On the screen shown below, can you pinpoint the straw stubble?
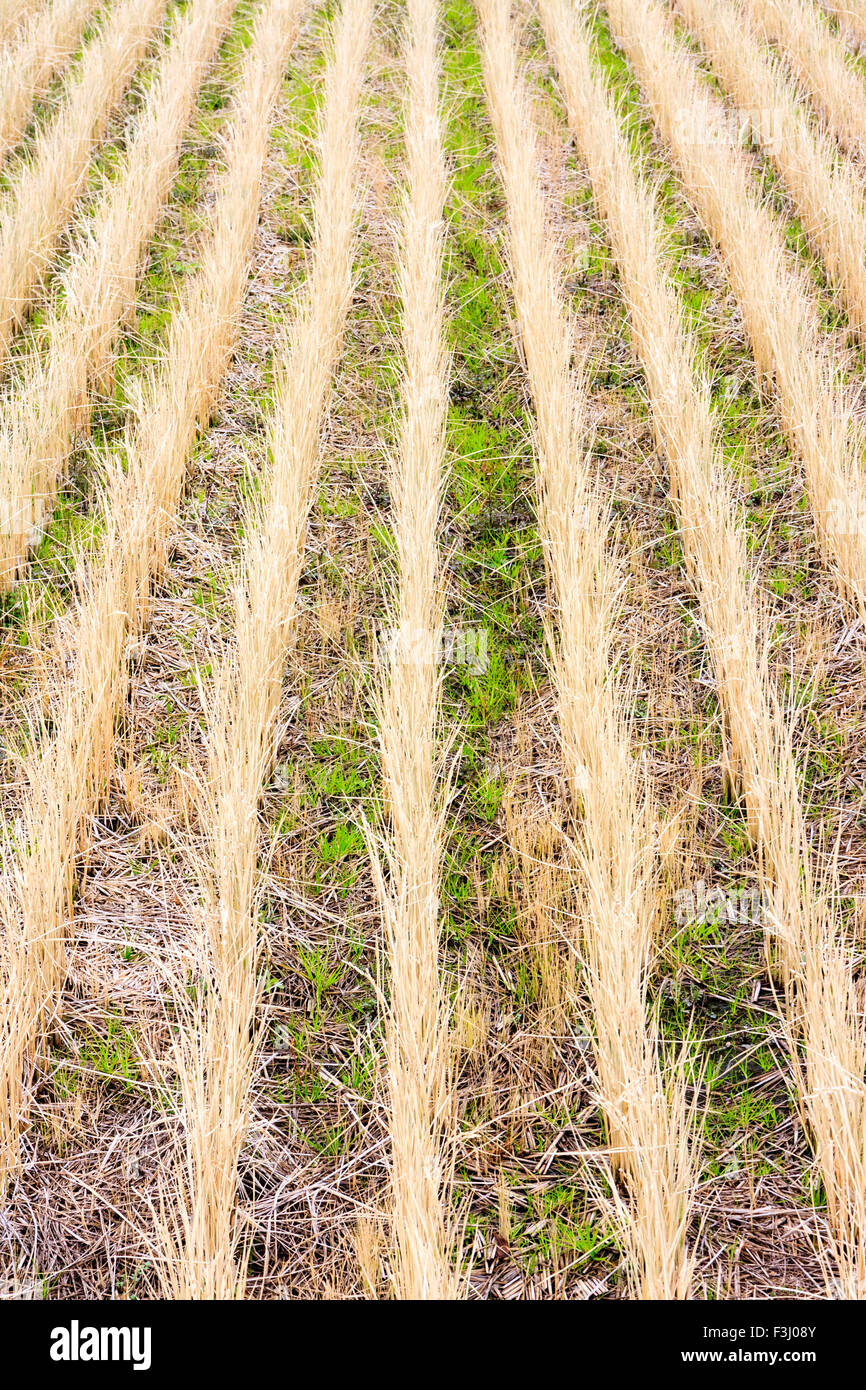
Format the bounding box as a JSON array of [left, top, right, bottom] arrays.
[[0, 0, 305, 1194], [478, 0, 699, 1300], [163, 0, 371, 1300]]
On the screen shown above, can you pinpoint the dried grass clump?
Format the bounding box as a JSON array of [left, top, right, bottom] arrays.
[[0, 0, 32, 46], [478, 0, 699, 1300], [824, 0, 866, 51], [164, 0, 371, 1300], [502, 789, 572, 1069]]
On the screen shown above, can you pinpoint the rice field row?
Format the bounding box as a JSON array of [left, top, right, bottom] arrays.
[[0, 0, 865, 1307]]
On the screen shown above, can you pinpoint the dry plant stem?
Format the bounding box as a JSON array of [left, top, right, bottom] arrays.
[[824, 0, 866, 49], [477, 0, 697, 1300], [0, 0, 34, 46], [605, 0, 866, 615], [745, 0, 866, 156], [0, 0, 101, 168], [0, 0, 237, 588], [0, 0, 305, 1194], [367, 0, 457, 1302], [0, 0, 169, 365], [796, 901, 866, 1296], [166, 0, 371, 1301], [548, 0, 866, 1299], [676, 0, 866, 337], [502, 793, 570, 1063]]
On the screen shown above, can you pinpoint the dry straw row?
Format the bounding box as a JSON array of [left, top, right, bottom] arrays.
[[0, 0, 238, 588], [0, 0, 305, 1198], [478, 0, 699, 1299], [745, 0, 866, 156], [163, 0, 371, 1300], [0, 0, 101, 168], [367, 0, 458, 1300], [0, 0, 169, 365]]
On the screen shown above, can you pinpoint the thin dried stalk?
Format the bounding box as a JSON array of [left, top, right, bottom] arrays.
[[0, 0, 304, 1194], [0, 0, 32, 46], [0, 0, 237, 587], [0, 0, 169, 364], [478, 0, 698, 1299], [368, 0, 458, 1301], [163, 0, 370, 1300], [824, 0, 866, 50]]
